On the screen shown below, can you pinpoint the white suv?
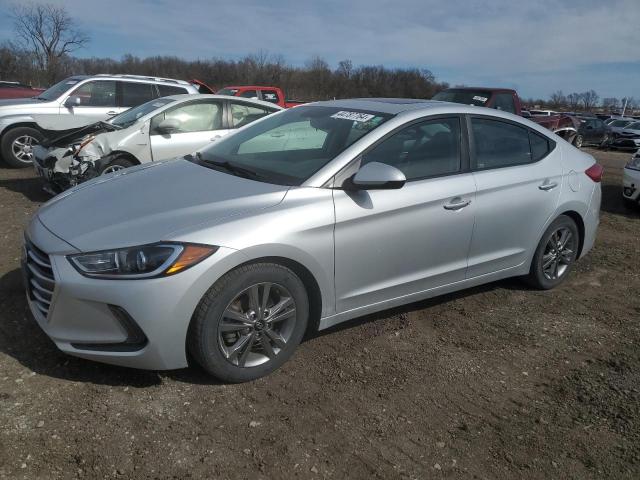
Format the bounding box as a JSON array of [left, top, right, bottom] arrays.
[[0, 74, 204, 167]]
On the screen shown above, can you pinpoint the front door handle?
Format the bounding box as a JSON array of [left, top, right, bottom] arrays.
[[443, 198, 471, 210], [106, 111, 118, 116], [211, 135, 221, 141], [538, 182, 558, 191]]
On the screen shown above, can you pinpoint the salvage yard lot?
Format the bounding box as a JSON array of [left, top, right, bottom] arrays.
[[0, 149, 638, 479]]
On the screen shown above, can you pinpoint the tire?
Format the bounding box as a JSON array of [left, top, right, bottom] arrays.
[[100, 156, 135, 175], [1, 126, 44, 168], [623, 197, 638, 210], [600, 134, 609, 148], [573, 135, 584, 148], [188, 263, 309, 383], [526, 215, 580, 290]]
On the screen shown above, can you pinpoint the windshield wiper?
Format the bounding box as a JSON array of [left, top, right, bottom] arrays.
[[195, 152, 262, 180]]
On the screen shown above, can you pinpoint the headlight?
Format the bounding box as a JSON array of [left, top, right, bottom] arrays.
[[68, 243, 217, 279], [626, 155, 640, 171]]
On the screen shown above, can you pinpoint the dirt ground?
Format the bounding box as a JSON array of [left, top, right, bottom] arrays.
[[0, 148, 638, 480]]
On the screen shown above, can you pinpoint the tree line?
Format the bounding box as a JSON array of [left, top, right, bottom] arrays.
[[524, 90, 638, 114], [0, 43, 448, 102]]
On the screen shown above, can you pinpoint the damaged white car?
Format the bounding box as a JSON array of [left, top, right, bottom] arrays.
[[32, 94, 281, 192]]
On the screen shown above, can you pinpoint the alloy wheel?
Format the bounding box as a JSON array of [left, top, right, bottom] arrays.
[[541, 227, 576, 281], [101, 164, 126, 175], [12, 135, 38, 162], [574, 135, 583, 148], [218, 282, 297, 368]]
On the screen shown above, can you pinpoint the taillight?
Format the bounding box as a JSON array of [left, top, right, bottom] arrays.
[[585, 163, 603, 182]]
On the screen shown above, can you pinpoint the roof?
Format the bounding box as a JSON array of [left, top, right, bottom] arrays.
[[162, 94, 283, 110], [93, 74, 192, 85], [309, 98, 444, 114], [442, 87, 517, 93]]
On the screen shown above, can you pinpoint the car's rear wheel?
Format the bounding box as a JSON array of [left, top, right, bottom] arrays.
[[526, 215, 579, 290], [600, 133, 609, 148], [573, 135, 584, 148], [188, 263, 309, 383], [1, 126, 44, 168], [100, 156, 135, 175]]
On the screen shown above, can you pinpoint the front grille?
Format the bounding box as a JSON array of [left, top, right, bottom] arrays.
[[24, 238, 56, 319]]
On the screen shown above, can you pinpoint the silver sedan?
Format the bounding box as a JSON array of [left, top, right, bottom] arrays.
[[23, 99, 602, 382]]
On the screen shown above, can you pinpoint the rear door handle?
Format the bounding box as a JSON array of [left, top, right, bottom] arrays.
[[106, 111, 118, 116], [538, 182, 558, 191], [443, 198, 471, 211]]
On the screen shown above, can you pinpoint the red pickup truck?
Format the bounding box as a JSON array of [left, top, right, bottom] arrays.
[[432, 87, 578, 143], [216, 85, 304, 108], [0, 81, 45, 99]]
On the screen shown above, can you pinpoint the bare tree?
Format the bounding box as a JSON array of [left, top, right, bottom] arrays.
[[601, 97, 620, 112], [549, 90, 566, 109], [580, 90, 599, 110], [12, 2, 89, 83], [566, 92, 581, 110]]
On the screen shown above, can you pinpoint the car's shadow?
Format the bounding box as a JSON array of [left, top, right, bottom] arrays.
[[601, 183, 640, 219], [0, 175, 51, 203], [0, 265, 527, 387]]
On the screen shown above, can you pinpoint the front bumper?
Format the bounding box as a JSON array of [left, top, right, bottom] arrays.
[[611, 137, 640, 150], [23, 217, 243, 370], [623, 167, 640, 203]]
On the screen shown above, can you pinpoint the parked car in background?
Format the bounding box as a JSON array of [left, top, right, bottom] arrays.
[[529, 109, 557, 116], [607, 118, 636, 139], [33, 95, 281, 192], [610, 121, 640, 151], [573, 116, 611, 148], [0, 74, 205, 168], [0, 81, 45, 100], [22, 99, 601, 382], [623, 150, 640, 208], [216, 86, 305, 108], [605, 117, 634, 126], [432, 87, 579, 142]]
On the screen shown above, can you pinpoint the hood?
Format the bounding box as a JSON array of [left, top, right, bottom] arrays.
[[37, 158, 289, 251], [0, 97, 43, 107], [41, 121, 119, 148]]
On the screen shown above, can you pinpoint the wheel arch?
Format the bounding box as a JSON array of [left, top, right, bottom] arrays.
[[0, 121, 44, 141], [558, 209, 586, 258], [105, 150, 141, 165]]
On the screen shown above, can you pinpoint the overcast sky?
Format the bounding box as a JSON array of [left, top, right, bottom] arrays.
[[0, 0, 638, 100]]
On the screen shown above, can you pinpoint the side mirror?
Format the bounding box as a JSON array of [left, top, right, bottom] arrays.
[[157, 118, 181, 134], [64, 96, 81, 108], [349, 162, 406, 190]]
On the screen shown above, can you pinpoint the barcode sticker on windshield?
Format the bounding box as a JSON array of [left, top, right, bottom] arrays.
[[472, 95, 488, 102], [331, 111, 375, 122]]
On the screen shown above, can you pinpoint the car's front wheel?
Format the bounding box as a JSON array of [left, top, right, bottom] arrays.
[[573, 135, 584, 148], [188, 263, 309, 382], [526, 215, 580, 290], [100, 156, 135, 175], [1, 126, 44, 168]]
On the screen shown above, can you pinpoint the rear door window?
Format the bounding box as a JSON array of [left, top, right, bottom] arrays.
[[157, 84, 189, 97], [471, 118, 531, 169], [230, 102, 275, 128], [120, 82, 156, 107]]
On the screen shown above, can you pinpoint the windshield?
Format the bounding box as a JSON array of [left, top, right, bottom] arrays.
[[216, 88, 239, 96], [197, 105, 392, 186], [612, 120, 632, 127], [110, 98, 175, 129], [35, 77, 84, 101], [626, 122, 640, 130], [432, 89, 491, 107]]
